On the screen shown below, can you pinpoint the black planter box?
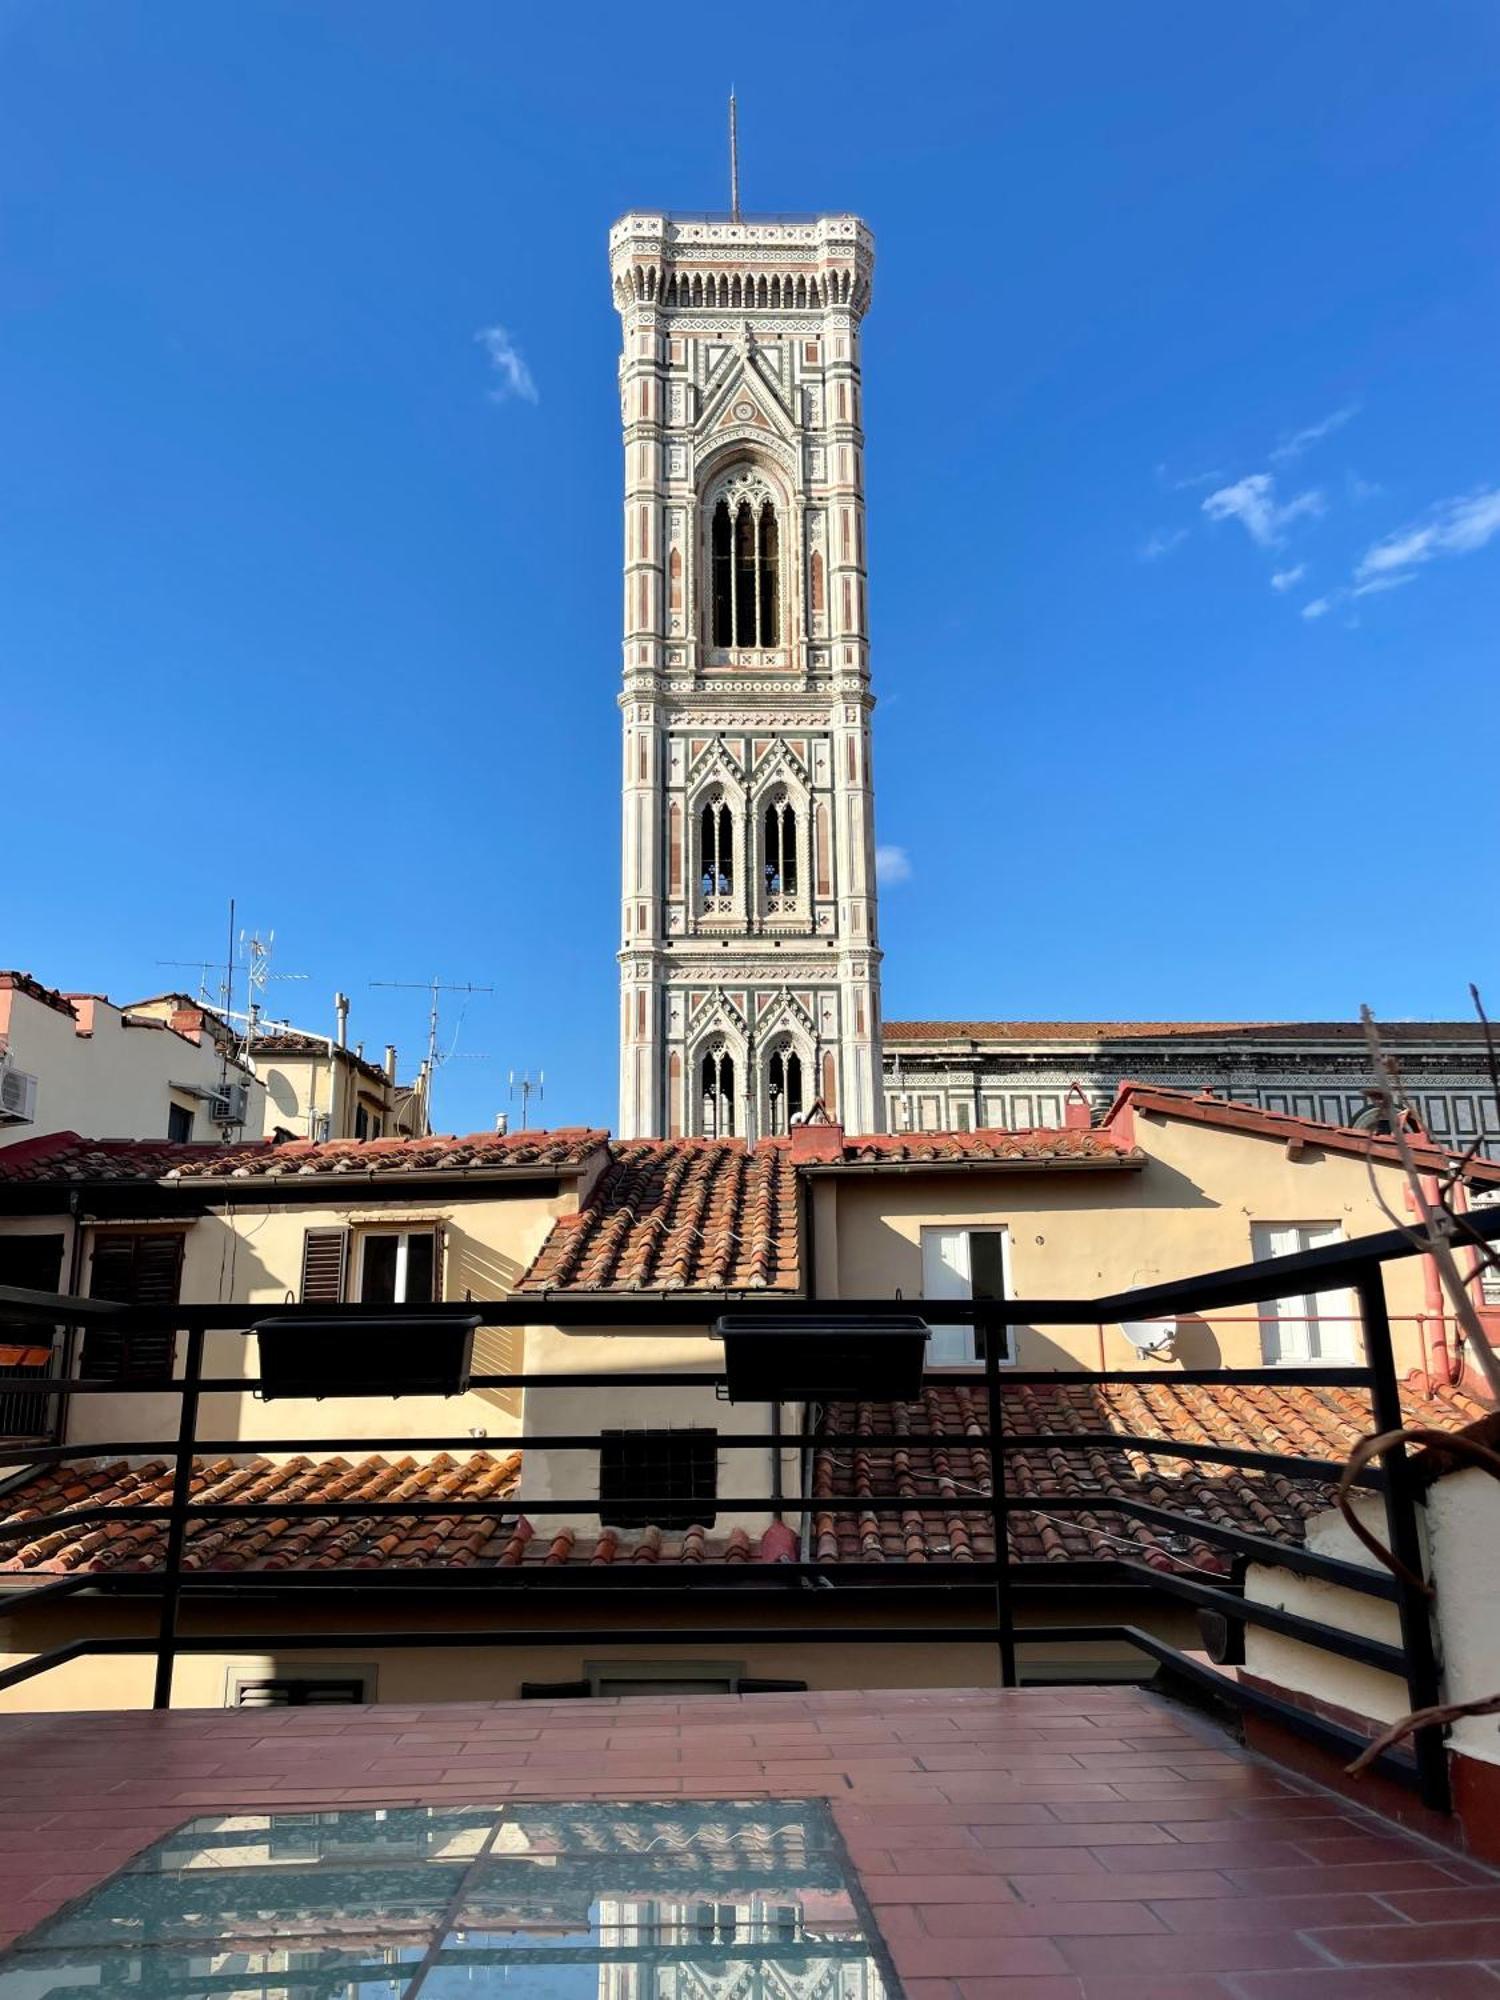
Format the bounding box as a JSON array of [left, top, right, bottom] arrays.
[[712, 1313, 931, 1401], [252, 1313, 480, 1400]]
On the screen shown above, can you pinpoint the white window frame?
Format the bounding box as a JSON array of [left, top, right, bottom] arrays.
[[920, 1225, 1015, 1366], [1250, 1222, 1351, 1363], [356, 1228, 438, 1306]]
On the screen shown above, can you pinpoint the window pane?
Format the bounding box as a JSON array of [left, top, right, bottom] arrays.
[[402, 1233, 436, 1305], [969, 1234, 1005, 1302], [361, 1235, 399, 1305]]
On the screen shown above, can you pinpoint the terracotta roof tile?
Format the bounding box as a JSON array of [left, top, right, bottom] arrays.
[[809, 1378, 1491, 1571], [0, 1128, 608, 1186], [885, 1019, 1492, 1044], [0, 1451, 522, 1575], [171, 1128, 608, 1180], [835, 1129, 1141, 1166], [519, 1139, 801, 1293], [1113, 1084, 1500, 1181]]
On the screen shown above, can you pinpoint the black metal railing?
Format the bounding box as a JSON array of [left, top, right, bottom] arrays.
[[2, 1207, 1497, 1815]]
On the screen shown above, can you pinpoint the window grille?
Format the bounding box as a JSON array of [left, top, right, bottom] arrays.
[[599, 1427, 717, 1530]]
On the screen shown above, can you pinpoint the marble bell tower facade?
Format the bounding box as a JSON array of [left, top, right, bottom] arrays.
[[611, 206, 884, 1141]]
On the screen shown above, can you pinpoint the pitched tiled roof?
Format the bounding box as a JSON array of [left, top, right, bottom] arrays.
[[809, 1379, 1491, 1571], [1114, 1084, 1500, 1182], [0, 1450, 801, 1575], [834, 1129, 1141, 1167], [0, 1128, 607, 1186], [496, 1517, 801, 1567], [169, 1128, 608, 1180], [0, 1452, 521, 1574], [519, 1139, 801, 1293], [885, 1019, 1489, 1045], [0, 1133, 270, 1183]]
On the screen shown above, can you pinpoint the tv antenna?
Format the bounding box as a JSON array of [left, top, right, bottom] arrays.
[[509, 1068, 544, 1129], [370, 975, 494, 1131]]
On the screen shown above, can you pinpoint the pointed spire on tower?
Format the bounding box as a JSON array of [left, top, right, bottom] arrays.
[[729, 89, 741, 222]]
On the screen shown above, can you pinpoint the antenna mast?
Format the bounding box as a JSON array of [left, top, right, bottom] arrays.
[[729, 89, 741, 221], [369, 975, 494, 1133]]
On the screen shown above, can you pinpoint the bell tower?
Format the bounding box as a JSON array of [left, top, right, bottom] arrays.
[[611, 203, 883, 1140]]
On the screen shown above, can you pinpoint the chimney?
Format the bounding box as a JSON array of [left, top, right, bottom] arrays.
[[495, 1111, 510, 1136], [1063, 1084, 1092, 1131], [334, 992, 349, 1048], [355, 1041, 364, 1061], [789, 1119, 844, 1164], [384, 1043, 398, 1083]]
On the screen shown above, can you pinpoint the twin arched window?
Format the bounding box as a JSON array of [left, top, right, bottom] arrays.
[[711, 494, 780, 647]]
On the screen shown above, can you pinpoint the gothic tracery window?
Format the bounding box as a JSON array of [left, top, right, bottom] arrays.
[[766, 1045, 804, 1136], [710, 475, 781, 649], [762, 791, 799, 909], [701, 1042, 736, 1137], [699, 793, 734, 913]]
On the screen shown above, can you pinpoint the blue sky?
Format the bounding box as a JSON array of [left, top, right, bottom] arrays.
[[3, 2, 1498, 1134]]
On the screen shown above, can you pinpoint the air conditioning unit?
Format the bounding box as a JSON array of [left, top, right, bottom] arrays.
[[209, 1081, 250, 1126], [0, 1067, 38, 1125]]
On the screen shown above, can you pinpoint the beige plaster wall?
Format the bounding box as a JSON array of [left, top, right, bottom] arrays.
[[0, 989, 263, 1145], [519, 1324, 801, 1536], [818, 1111, 1438, 1374], [1243, 1496, 1412, 1727], [58, 1192, 572, 1450]]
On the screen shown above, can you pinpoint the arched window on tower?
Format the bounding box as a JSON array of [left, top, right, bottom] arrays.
[[766, 1045, 804, 1137], [699, 793, 734, 913], [710, 485, 781, 650], [701, 1042, 736, 1137], [762, 791, 799, 910]]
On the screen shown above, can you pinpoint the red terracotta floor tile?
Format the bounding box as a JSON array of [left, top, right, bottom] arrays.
[[1233, 1971, 1500, 1998]]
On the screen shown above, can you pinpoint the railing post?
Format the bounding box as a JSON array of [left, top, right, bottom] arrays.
[[1357, 1264, 1451, 1812], [152, 1324, 203, 1712], [981, 1316, 1017, 1688]]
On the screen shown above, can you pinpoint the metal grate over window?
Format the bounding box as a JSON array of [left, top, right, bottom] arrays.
[[598, 1427, 718, 1530]]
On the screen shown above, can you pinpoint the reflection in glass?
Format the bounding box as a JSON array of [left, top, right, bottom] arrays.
[[0, 1798, 893, 2000]]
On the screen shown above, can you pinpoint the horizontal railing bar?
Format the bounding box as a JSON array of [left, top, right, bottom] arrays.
[[1010, 1495, 1396, 1596], [0, 1364, 1379, 1403], [1112, 1560, 1408, 1673], [0, 1626, 1016, 1693], [0, 1572, 96, 1619], [0, 1432, 1383, 1484], [1112, 1622, 1425, 1791], [0, 1486, 1381, 1540]]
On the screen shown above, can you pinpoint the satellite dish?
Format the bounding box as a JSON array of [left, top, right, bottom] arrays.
[[1120, 1319, 1175, 1355]]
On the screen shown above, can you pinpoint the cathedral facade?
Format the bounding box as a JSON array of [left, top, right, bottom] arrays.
[[611, 210, 883, 1141]]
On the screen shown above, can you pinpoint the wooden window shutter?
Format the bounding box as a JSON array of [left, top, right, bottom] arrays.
[[299, 1229, 349, 1304], [84, 1232, 183, 1384]]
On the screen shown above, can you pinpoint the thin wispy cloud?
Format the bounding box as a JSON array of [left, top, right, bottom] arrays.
[[1139, 527, 1189, 561], [1345, 472, 1383, 504], [476, 324, 538, 404], [1355, 486, 1500, 585], [1270, 564, 1307, 592], [1202, 473, 1324, 548], [1301, 597, 1332, 621], [875, 845, 912, 886], [1268, 403, 1358, 466]]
